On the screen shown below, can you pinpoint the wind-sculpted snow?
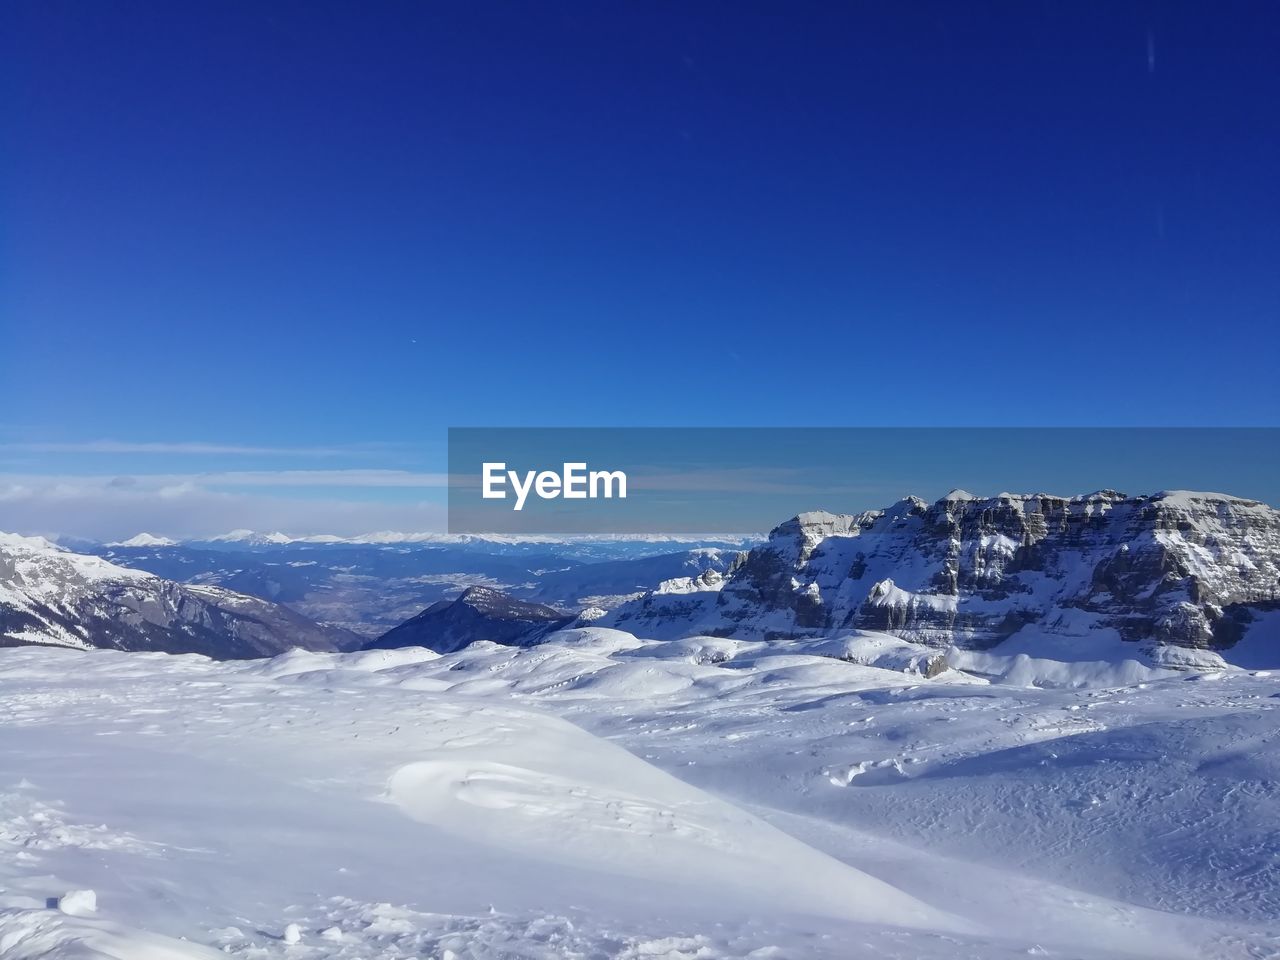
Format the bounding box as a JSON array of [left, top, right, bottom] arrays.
[[0, 532, 355, 657], [603, 491, 1280, 662], [1, 630, 1278, 958]]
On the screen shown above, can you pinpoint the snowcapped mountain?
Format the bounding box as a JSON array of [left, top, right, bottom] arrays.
[[526, 547, 740, 607], [603, 491, 1280, 662], [182, 529, 757, 551], [0, 532, 357, 657], [106, 532, 177, 547], [366, 585, 575, 653], [203, 528, 293, 547]]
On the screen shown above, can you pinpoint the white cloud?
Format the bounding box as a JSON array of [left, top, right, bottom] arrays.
[[202, 469, 451, 488], [0, 474, 448, 541]]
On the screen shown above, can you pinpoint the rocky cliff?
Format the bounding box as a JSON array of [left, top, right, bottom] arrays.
[[603, 491, 1280, 659]]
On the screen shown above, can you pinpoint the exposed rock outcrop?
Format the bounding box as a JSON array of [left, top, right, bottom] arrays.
[[604, 491, 1280, 657]]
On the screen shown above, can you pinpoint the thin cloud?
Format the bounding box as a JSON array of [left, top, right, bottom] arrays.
[[0, 469, 450, 491], [0, 440, 398, 456], [0, 476, 448, 540], [204, 469, 450, 487]]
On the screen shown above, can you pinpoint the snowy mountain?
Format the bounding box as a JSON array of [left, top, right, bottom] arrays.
[[105, 532, 177, 548], [603, 491, 1280, 662], [366, 586, 575, 653], [0, 532, 356, 657], [526, 547, 741, 607], [202, 528, 293, 547]]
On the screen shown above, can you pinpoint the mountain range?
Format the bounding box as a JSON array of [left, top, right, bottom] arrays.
[[79, 537, 743, 637], [3, 491, 1277, 667]]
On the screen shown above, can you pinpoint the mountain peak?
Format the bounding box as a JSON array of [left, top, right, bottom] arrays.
[[208, 529, 292, 545], [367, 586, 574, 654], [455, 585, 569, 621], [108, 532, 177, 548]]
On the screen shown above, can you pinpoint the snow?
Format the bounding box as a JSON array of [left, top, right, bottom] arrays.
[[209, 528, 258, 541], [56, 890, 97, 916], [0, 534, 153, 582], [1154, 490, 1267, 509], [105, 533, 176, 548], [208, 529, 292, 545], [0, 627, 1277, 959], [866, 578, 959, 613], [0, 532, 155, 626], [0, 532, 64, 555], [653, 571, 724, 594]]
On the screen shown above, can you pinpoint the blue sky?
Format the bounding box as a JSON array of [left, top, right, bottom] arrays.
[[3, 3, 1278, 537]]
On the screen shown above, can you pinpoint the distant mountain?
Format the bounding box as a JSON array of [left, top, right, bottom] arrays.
[[90, 541, 589, 637], [366, 586, 575, 654], [603, 491, 1280, 664], [84, 539, 755, 637], [528, 547, 743, 607], [180, 529, 757, 551], [0, 532, 357, 658], [107, 532, 177, 547], [200, 529, 294, 547]]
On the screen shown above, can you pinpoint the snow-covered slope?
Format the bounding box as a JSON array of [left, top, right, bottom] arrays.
[[0, 532, 355, 657], [1, 630, 1276, 958], [604, 491, 1280, 663]]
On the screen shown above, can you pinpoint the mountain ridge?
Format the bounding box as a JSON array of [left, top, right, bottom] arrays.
[[366, 585, 576, 653], [602, 490, 1280, 660], [0, 532, 357, 657]]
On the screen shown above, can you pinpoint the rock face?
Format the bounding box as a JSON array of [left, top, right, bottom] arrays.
[[366, 586, 575, 654], [603, 491, 1280, 657], [0, 532, 355, 658]]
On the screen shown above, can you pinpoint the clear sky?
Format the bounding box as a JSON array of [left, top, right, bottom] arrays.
[[3, 2, 1278, 537]]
